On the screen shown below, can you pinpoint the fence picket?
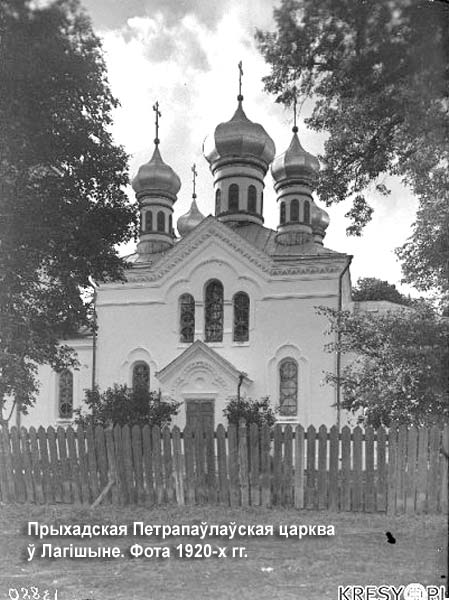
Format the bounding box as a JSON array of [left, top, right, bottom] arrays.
[[76, 426, 90, 504], [216, 424, 228, 505], [132, 425, 145, 504], [440, 425, 449, 514], [172, 426, 184, 505], [85, 425, 99, 502], [94, 426, 109, 503], [376, 427, 387, 512], [29, 427, 44, 504], [273, 424, 283, 506], [387, 425, 398, 515], [20, 427, 34, 503], [249, 423, 260, 507], [183, 425, 195, 505], [205, 426, 216, 504], [364, 427, 374, 512], [294, 425, 304, 509], [328, 426, 338, 511], [416, 427, 428, 513], [47, 426, 61, 504], [57, 426, 71, 503], [142, 425, 154, 505], [341, 427, 351, 511], [66, 426, 81, 505], [10, 427, 26, 503], [38, 426, 53, 503], [352, 426, 363, 512], [228, 424, 240, 507], [113, 425, 126, 505], [396, 425, 407, 514], [284, 425, 293, 507], [428, 425, 440, 513], [405, 426, 418, 514], [152, 426, 163, 505], [104, 428, 119, 505], [162, 426, 174, 503], [306, 425, 316, 509], [317, 425, 327, 510]]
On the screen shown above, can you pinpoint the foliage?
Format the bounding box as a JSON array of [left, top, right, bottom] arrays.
[[74, 385, 181, 429], [352, 277, 412, 306], [319, 304, 449, 428], [0, 0, 136, 419], [256, 0, 449, 297], [223, 396, 277, 428]]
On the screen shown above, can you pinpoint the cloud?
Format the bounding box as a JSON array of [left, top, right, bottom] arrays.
[[81, 0, 229, 31]]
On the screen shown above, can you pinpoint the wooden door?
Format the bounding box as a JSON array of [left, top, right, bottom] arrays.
[[186, 399, 215, 432]]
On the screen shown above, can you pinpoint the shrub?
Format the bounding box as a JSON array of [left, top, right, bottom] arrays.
[[74, 384, 181, 428], [223, 396, 277, 428]]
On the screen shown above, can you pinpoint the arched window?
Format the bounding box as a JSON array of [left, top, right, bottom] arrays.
[[157, 211, 165, 232], [215, 189, 221, 215], [280, 201, 286, 225], [132, 362, 149, 392], [247, 185, 257, 213], [180, 293, 195, 343], [228, 184, 239, 212], [290, 199, 299, 222], [145, 211, 153, 232], [303, 200, 310, 224], [169, 214, 173, 235], [58, 370, 73, 419], [233, 292, 250, 342], [205, 279, 224, 342], [279, 358, 298, 416]]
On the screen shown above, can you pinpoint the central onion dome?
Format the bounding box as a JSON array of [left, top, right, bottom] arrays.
[[132, 145, 181, 198], [177, 198, 205, 237], [271, 129, 319, 187], [203, 99, 275, 170]]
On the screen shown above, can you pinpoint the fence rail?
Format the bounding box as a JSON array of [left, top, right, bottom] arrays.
[[0, 422, 447, 513]]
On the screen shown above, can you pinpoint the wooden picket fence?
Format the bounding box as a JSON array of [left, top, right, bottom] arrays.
[[0, 422, 447, 513]]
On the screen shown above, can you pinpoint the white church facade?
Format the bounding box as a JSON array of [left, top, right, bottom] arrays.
[[25, 86, 353, 431]]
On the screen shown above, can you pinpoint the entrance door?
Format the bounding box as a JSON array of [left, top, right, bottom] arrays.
[[186, 399, 215, 432]]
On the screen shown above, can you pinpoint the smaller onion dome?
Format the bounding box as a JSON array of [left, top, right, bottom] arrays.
[[132, 145, 181, 197], [203, 100, 275, 169], [177, 198, 205, 237], [271, 130, 319, 186], [312, 204, 330, 238]]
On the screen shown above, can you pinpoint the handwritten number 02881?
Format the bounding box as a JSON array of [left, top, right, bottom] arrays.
[[8, 589, 58, 600]]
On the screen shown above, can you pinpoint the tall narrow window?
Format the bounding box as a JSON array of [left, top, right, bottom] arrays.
[[157, 211, 165, 232], [58, 370, 73, 419], [205, 279, 223, 342], [180, 293, 195, 343], [132, 362, 149, 392], [248, 185, 257, 213], [145, 211, 153, 232], [291, 199, 299, 222], [169, 214, 173, 235], [279, 358, 298, 416], [228, 184, 239, 212], [304, 200, 310, 224], [260, 190, 264, 215], [233, 292, 250, 342], [280, 201, 286, 225], [215, 189, 221, 215]]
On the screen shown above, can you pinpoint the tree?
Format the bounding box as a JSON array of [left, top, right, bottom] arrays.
[[223, 396, 277, 428], [319, 304, 449, 427], [256, 0, 449, 297], [74, 385, 181, 429], [0, 0, 136, 421], [352, 277, 411, 306]]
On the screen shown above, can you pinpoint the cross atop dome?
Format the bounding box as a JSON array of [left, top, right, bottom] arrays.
[[238, 60, 244, 101], [191, 163, 198, 199], [153, 101, 161, 146]]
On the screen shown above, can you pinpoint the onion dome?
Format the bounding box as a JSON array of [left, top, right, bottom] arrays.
[[177, 198, 205, 237], [132, 145, 181, 198], [271, 130, 319, 187], [311, 204, 330, 244], [203, 99, 275, 169]]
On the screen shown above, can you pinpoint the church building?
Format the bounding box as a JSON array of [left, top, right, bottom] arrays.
[[28, 76, 353, 431]]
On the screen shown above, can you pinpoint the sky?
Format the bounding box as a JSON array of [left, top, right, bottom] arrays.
[[81, 0, 419, 295]]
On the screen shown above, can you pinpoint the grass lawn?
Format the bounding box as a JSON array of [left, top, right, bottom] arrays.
[[0, 504, 446, 600]]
